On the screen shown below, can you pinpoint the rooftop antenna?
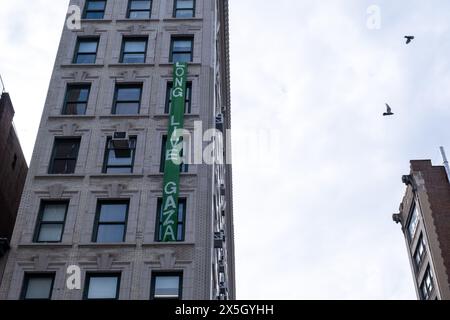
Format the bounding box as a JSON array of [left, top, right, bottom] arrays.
[[0, 74, 5, 93], [439, 146, 450, 183]]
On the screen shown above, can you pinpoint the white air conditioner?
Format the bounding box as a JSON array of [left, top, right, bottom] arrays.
[[111, 132, 131, 158], [215, 113, 224, 131]]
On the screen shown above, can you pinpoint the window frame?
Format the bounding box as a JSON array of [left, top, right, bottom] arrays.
[[160, 135, 189, 173], [155, 198, 187, 242], [112, 83, 143, 115], [150, 272, 183, 300], [62, 83, 91, 115], [127, 0, 152, 19], [20, 273, 55, 300], [83, 0, 107, 19], [48, 138, 81, 175], [165, 81, 192, 114], [92, 200, 129, 243], [83, 273, 121, 300], [173, 0, 196, 18], [420, 266, 434, 300], [407, 202, 420, 242], [102, 136, 137, 174], [413, 234, 426, 271], [33, 200, 69, 243], [73, 37, 99, 64], [120, 36, 148, 64], [169, 36, 194, 63]]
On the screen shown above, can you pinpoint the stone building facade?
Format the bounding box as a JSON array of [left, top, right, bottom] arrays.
[[0, 0, 234, 300]]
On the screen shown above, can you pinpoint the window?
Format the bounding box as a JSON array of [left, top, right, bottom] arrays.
[[414, 235, 426, 270], [170, 37, 193, 63], [407, 203, 420, 241], [63, 84, 90, 115], [150, 272, 182, 300], [93, 201, 129, 243], [103, 136, 136, 173], [165, 81, 192, 114], [113, 84, 142, 115], [120, 37, 148, 63], [160, 135, 189, 173], [173, 0, 195, 18], [34, 201, 68, 243], [49, 138, 81, 174], [128, 0, 152, 19], [73, 38, 99, 64], [83, 0, 106, 19], [84, 273, 121, 300], [156, 198, 186, 242], [420, 267, 434, 300], [21, 274, 55, 300]]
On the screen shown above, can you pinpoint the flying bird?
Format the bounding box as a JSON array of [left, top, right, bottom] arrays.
[[405, 36, 415, 44], [383, 103, 394, 116]]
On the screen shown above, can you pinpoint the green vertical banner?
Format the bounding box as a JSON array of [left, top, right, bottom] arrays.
[[161, 62, 188, 242]]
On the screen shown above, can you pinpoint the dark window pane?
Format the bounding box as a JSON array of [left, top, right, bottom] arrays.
[[37, 225, 63, 242], [115, 102, 139, 114], [122, 53, 145, 64], [96, 225, 125, 243], [173, 40, 192, 52], [129, 11, 150, 19], [24, 277, 54, 300], [51, 159, 76, 174], [75, 54, 97, 64], [124, 41, 146, 52], [65, 103, 87, 115], [54, 141, 79, 158], [117, 88, 141, 101], [42, 204, 66, 222], [78, 42, 98, 53], [67, 88, 89, 102], [154, 276, 180, 298], [85, 11, 104, 19], [99, 204, 127, 222], [172, 53, 192, 63], [87, 1, 106, 10], [87, 276, 119, 299], [130, 0, 151, 10]]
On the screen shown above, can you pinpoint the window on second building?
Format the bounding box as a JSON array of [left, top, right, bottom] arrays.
[[150, 272, 183, 300], [407, 202, 420, 241], [155, 198, 186, 242], [160, 135, 189, 173], [420, 267, 434, 300], [34, 201, 69, 243], [73, 38, 99, 64], [120, 37, 148, 63], [93, 201, 129, 243], [128, 0, 152, 19], [63, 84, 91, 115], [414, 234, 426, 270], [165, 81, 192, 114], [21, 273, 55, 300], [103, 137, 137, 173], [112, 84, 142, 115], [173, 0, 195, 18], [170, 37, 193, 63], [49, 138, 81, 174], [84, 273, 121, 300], [83, 0, 107, 19]]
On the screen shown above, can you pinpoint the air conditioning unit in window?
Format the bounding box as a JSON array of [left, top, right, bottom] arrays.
[[214, 230, 226, 249], [112, 132, 131, 158], [215, 113, 224, 132]]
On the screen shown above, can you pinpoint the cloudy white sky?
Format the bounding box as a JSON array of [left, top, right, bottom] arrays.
[[1, 0, 450, 300]]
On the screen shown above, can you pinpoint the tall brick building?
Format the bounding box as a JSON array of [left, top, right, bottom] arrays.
[[0, 92, 28, 284], [393, 159, 450, 300], [0, 0, 234, 300]]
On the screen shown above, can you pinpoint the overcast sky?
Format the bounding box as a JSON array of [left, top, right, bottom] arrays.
[[2, 0, 450, 300]]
